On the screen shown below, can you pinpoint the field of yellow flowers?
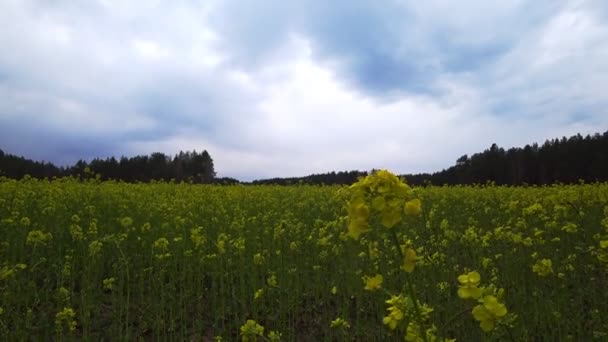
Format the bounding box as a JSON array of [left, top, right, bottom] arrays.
[[1, 172, 607, 341]]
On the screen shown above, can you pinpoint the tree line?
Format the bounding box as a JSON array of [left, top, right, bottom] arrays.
[[404, 130, 608, 186], [251, 170, 368, 185], [2, 130, 607, 185], [0, 149, 222, 184], [251, 130, 608, 186]]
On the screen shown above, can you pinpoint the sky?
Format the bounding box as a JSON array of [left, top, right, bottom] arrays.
[[1, 0, 607, 181]]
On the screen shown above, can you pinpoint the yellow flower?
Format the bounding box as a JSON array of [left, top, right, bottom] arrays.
[[289, 241, 298, 251], [253, 253, 264, 265], [381, 207, 402, 228], [371, 196, 386, 211], [347, 198, 370, 239], [330, 317, 351, 329], [404, 199, 422, 217], [254, 288, 264, 300], [457, 271, 482, 299], [153, 237, 170, 251], [217, 240, 226, 254], [402, 248, 416, 273], [0, 266, 15, 281], [103, 277, 115, 291], [26, 230, 53, 246], [382, 306, 404, 330], [267, 274, 278, 288], [55, 307, 77, 333], [20, 217, 31, 227], [472, 295, 508, 332], [405, 322, 423, 342], [268, 331, 282, 342], [240, 320, 264, 342], [363, 274, 383, 291], [383, 295, 406, 330], [532, 259, 553, 277], [88, 240, 103, 257]]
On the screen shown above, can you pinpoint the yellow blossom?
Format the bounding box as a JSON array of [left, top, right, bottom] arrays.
[[363, 274, 383, 291], [330, 317, 351, 329], [240, 320, 264, 342], [472, 295, 508, 332], [268, 331, 282, 342], [404, 199, 422, 217], [347, 198, 370, 239], [382, 306, 404, 330], [254, 288, 264, 300], [55, 307, 77, 333], [383, 295, 406, 330], [457, 271, 482, 299], [402, 247, 416, 273], [267, 274, 278, 288], [331, 286, 338, 295], [532, 259, 553, 277]]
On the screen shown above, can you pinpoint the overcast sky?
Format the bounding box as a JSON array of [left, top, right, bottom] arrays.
[[1, 0, 607, 180]]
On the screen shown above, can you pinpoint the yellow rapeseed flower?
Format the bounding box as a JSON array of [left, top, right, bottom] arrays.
[[472, 295, 508, 332], [404, 199, 422, 217], [55, 307, 77, 333], [381, 207, 402, 228], [348, 198, 370, 239], [254, 288, 264, 300], [382, 295, 407, 330], [457, 271, 482, 299], [268, 331, 282, 342], [267, 274, 278, 288], [382, 306, 404, 330], [330, 317, 351, 329], [253, 253, 264, 265], [402, 247, 416, 273], [532, 258, 553, 277], [240, 320, 264, 342], [363, 274, 383, 291]]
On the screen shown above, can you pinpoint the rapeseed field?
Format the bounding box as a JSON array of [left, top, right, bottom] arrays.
[[1, 172, 607, 341]]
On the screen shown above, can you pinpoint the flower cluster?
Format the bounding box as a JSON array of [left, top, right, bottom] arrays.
[[457, 271, 482, 299], [240, 320, 264, 342], [532, 258, 553, 277], [362, 274, 383, 291], [330, 317, 351, 329], [239, 320, 281, 342], [347, 170, 421, 239], [457, 271, 510, 333], [55, 307, 77, 333], [472, 295, 508, 332]]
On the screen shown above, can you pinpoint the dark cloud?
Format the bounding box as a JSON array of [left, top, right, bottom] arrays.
[[207, 0, 568, 98]]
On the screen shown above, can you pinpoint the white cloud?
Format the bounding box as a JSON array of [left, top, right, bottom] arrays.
[[133, 39, 169, 59]]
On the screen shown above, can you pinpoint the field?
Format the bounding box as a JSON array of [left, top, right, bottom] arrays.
[[1, 172, 607, 341]]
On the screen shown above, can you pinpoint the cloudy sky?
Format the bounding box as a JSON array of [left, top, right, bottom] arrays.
[[1, 0, 607, 180]]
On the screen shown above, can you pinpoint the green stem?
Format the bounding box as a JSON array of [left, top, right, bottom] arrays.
[[390, 229, 428, 342], [504, 324, 517, 342], [115, 242, 130, 340], [438, 307, 471, 332]]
